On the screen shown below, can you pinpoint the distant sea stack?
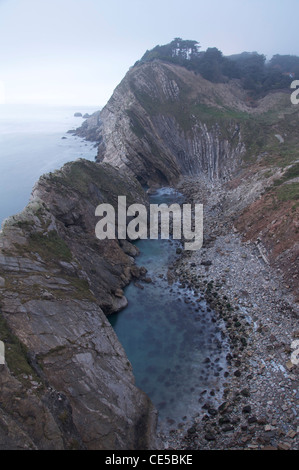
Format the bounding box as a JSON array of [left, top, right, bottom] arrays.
[[74, 112, 92, 118]]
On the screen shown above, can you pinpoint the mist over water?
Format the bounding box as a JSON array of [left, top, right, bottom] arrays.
[[0, 104, 98, 226]]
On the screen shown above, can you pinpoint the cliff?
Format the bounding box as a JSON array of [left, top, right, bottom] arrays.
[[0, 159, 157, 450], [78, 60, 299, 298], [78, 61, 293, 184], [1, 56, 298, 450]]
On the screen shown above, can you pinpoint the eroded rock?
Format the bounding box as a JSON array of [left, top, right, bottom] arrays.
[[0, 160, 156, 450]]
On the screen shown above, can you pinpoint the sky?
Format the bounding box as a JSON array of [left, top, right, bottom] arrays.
[[0, 0, 298, 107]]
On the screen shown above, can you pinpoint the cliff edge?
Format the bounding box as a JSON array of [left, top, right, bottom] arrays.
[[0, 159, 157, 450], [77, 60, 299, 298]]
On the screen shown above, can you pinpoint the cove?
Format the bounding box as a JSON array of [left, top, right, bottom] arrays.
[[109, 188, 230, 432]]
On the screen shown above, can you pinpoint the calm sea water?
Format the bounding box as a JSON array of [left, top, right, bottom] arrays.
[[0, 104, 99, 226], [110, 188, 230, 432]]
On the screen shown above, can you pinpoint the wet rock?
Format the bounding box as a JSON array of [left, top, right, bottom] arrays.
[[114, 288, 124, 298], [187, 425, 197, 436], [248, 416, 258, 424], [242, 406, 252, 414], [222, 425, 234, 433], [130, 265, 142, 278], [219, 417, 231, 425], [120, 240, 140, 257], [204, 433, 216, 441], [134, 282, 144, 290]]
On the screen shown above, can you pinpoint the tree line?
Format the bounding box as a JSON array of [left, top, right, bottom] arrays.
[[137, 38, 299, 97]]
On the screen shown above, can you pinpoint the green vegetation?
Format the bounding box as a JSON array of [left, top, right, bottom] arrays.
[[276, 182, 299, 202], [0, 312, 40, 381], [1, 269, 96, 305], [27, 230, 72, 262], [16, 220, 34, 229], [276, 162, 299, 182], [64, 276, 96, 302], [262, 161, 299, 207], [138, 38, 299, 97], [14, 229, 72, 263], [48, 160, 145, 207], [192, 103, 251, 122]]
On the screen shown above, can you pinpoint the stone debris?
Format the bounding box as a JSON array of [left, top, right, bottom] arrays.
[[158, 176, 299, 451]]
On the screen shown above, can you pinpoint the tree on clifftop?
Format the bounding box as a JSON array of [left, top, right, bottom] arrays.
[[137, 39, 298, 97], [139, 38, 200, 64], [170, 38, 200, 60]]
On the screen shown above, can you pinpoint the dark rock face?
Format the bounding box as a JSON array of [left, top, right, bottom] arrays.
[[0, 160, 157, 450]]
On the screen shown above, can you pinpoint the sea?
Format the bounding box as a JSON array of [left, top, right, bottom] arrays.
[[0, 104, 99, 227], [110, 188, 230, 432], [0, 104, 230, 433]]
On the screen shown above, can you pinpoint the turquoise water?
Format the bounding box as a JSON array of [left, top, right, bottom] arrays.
[[110, 188, 230, 431], [0, 104, 98, 226]]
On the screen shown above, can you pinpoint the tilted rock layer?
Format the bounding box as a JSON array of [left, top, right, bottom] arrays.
[[1, 58, 298, 450], [0, 160, 157, 450], [78, 60, 298, 297], [78, 61, 255, 185]]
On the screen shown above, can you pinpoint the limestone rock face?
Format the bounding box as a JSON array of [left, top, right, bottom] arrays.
[[78, 61, 250, 186], [0, 160, 157, 450]]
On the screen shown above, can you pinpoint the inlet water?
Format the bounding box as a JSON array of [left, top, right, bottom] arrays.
[[109, 188, 229, 432]]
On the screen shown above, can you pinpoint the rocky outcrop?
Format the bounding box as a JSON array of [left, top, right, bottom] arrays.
[[77, 61, 257, 185], [0, 159, 157, 450], [76, 60, 299, 299], [74, 110, 102, 142], [1, 55, 298, 451]]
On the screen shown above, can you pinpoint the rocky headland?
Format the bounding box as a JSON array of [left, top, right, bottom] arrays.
[[1, 57, 298, 450], [75, 59, 299, 449], [0, 160, 157, 450]]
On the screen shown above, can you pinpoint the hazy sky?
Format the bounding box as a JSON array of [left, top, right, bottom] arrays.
[[0, 0, 298, 106]]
